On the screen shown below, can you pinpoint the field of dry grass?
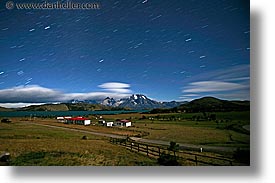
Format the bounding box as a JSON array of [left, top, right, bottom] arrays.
[[132, 123, 249, 146], [0, 121, 156, 166], [21, 112, 249, 148], [99, 112, 250, 147]]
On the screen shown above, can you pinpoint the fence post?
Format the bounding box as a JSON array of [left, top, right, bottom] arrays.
[[131, 142, 133, 150], [146, 145, 149, 156], [195, 156, 198, 166], [138, 144, 139, 152]]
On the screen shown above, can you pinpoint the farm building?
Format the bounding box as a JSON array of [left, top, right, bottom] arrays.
[[105, 121, 114, 127], [56, 116, 71, 123], [115, 119, 131, 127], [66, 117, 91, 126], [98, 120, 114, 127], [98, 119, 106, 125]]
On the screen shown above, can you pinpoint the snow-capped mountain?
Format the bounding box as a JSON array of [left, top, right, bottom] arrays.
[[117, 94, 162, 109], [68, 94, 184, 109], [101, 97, 117, 106]]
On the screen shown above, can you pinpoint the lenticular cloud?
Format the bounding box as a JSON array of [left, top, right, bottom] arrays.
[[98, 82, 132, 93], [0, 82, 132, 105]]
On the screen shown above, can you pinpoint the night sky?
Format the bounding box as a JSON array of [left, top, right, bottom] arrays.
[[0, 0, 250, 108]]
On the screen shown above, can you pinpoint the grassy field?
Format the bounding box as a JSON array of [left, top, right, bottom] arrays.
[[100, 111, 250, 148], [0, 121, 156, 166], [0, 111, 250, 165], [12, 111, 249, 148]]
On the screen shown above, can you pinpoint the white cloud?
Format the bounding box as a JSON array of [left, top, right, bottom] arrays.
[[0, 103, 46, 108], [183, 81, 248, 93], [0, 83, 132, 107], [183, 64, 250, 83], [224, 77, 250, 82], [180, 65, 250, 101], [180, 94, 200, 97], [0, 85, 62, 103], [98, 82, 132, 93]]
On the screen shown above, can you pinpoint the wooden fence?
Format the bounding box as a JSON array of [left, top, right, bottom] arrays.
[[109, 137, 235, 166]]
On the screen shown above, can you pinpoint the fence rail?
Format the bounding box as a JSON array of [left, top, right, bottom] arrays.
[[109, 137, 234, 166]]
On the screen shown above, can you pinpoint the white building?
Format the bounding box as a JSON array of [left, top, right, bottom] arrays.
[[105, 121, 114, 127], [66, 117, 91, 126], [115, 120, 132, 127], [98, 120, 114, 127], [56, 116, 71, 123]]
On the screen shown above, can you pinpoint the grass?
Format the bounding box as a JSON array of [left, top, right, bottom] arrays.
[[22, 111, 249, 148], [102, 111, 250, 147], [0, 111, 250, 165], [132, 123, 249, 146], [24, 118, 142, 137], [0, 122, 156, 166]]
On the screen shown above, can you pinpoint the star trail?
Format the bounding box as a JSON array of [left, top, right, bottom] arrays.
[[0, 0, 250, 107]]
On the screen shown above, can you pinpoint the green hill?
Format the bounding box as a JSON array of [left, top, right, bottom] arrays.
[[178, 97, 250, 112], [18, 104, 69, 111], [0, 106, 13, 112], [65, 103, 111, 111]]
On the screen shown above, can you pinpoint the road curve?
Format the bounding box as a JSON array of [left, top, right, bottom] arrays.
[[23, 121, 247, 154], [129, 137, 241, 154]]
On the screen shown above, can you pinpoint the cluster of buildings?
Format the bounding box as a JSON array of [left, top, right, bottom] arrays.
[[98, 119, 132, 127], [56, 116, 91, 125], [56, 116, 131, 127]]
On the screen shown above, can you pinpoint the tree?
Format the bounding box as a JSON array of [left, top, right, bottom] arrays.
[[168, 141, 180, 156]]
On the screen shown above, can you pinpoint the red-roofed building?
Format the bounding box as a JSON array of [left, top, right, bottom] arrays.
[[66, 116, 91, 126]]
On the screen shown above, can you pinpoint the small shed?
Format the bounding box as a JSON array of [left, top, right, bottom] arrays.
[[115, 119, 131, 127], [105, 121, 114, 127], [57, 116, 71, 123], [98, 120, 113, 127], [98, 119, 106, 125]]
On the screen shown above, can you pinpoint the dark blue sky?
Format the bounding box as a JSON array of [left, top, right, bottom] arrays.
[[0, 0, 250, 107]]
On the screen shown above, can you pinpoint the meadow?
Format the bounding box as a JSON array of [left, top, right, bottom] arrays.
[[0, 111, 250, 165], [0, 121, 156, 166], [100, 111, 250, 148]]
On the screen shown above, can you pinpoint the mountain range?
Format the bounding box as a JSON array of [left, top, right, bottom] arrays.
[[69, 94, 186, 110], [0, 95, 249, 112]]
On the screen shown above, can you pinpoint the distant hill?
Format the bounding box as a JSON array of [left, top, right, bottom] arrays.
[[15, 103, 115, 111], [18, 104, 69, 111], [149, 97, 249, 113], [65, 103, 111, 111], [0, 106, 13, 112], [177, 97, 250, 112]]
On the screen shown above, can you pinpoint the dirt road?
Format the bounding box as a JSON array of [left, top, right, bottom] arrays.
[[24, 121, 247, 154]]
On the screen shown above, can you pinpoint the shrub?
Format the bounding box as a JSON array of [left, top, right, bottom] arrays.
[[157, 152, 180, 166], [1, 118, 11, 123]]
